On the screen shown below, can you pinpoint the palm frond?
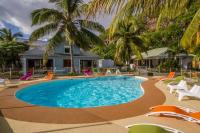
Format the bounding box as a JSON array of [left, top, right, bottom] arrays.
[[46, 31, 64, 52], [0, 28, 20, 41], [80, 27, 104, 47], [31, 8, 63, 26], [130, 42, 143, 60], [87, 0, 125, 16], [73, 30, 93, 49], [64, 22, 80, 45], [30, 23, 59, 42], [130, 36, 146, 51], [70, 0, 83, 13], [44, 30, 64, 64], [109, 16, 138, 38], [88, 0, 191, 16], [181, 8, 200, 51], [50, 0, 83, 14], [114, 37, 127, 64], [155, 0, 190, 30], [0, 36, 3, 41], [88, 0, 192, 32], [77, 20, 105, 33], [0, 28, 7, 36]]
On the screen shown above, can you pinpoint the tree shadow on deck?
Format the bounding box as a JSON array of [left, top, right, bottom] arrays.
[[0, 111, 14, 133]]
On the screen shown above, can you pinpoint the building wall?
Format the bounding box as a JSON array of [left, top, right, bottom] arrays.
[[20, 57, 27, 75], [54, 56, 98, 73], [54, 43, 81, 55], [74, 58, 80, 73], [73, 46, 81, 55], [54, 56, 64, 70], [20, 42, 99, 74], [152, 59, 159, 67], [179, 57, 193, 70]]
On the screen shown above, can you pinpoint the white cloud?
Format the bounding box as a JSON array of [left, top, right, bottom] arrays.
[[0, 0, 53, 34], [0, 0, 112, 34]]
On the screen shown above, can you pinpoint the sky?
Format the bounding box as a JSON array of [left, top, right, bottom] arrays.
[[0, 0, 113, 37]]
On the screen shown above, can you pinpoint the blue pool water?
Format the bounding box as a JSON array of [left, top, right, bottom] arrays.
[[16, 76, 144, 108]]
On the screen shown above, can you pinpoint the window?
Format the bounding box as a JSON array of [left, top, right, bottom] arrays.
[[63, 59, 71, 67], [64, 46, 71, 54]]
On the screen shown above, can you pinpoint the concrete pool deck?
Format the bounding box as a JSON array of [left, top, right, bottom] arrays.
[[0, 76, 200, 133]]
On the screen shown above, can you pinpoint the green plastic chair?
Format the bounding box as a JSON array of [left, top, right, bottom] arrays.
[[92, 68, 100, 73], [128, 125, 169, 133]]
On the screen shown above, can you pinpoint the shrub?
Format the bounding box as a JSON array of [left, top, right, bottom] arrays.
[[66, 72, 79, 76]]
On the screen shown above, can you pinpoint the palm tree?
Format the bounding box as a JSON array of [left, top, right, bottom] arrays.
[[87, 0, 200, 53], [110, 17, 146, 64], [30, 0, 105, 73], [0, 28, 23, 41], [87, 0, 192, 27], [0, 28, 28, 70]]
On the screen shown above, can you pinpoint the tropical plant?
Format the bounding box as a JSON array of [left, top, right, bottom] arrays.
[[87, 0, 200, 51], [91, 43, 116, 60], [144, 24, 183, 49], [87, 0, 193, 32], [0, 28, 23, 41], [30, 0, 105, 73], [91, 30, 116, 59], [87, 0, 191, 16], [181, 8, 200, 52], [144, 1, 199, 51], [0, 28, 28, 70], [110, 17, 146, 64]]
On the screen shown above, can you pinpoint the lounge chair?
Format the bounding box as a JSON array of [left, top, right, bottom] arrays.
[[167, 80, 187, 93], [106, 69, 112, 75], [20, 71, 32, 81], [159, 72, 175, 81], [116, 69, 121, 75], [146, 105, 200, 124], [0, 78, 6, 86], [126, 123, 184, 133], [45, 71, 54, 80], [83, 69, 92, 76], [177, 85, 200, 101], [0, 78, 19, 88]]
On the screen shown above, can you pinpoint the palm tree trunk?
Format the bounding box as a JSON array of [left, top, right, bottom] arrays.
[[70, 45, 75, 73]]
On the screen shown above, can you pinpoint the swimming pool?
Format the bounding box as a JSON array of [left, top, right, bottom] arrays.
[[16, 76, 144, 108]]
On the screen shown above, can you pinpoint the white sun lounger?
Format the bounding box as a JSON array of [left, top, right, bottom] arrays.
[[0, 78, 5, 86], [116, 69, 121, 75], [125, 123, 184, 133], [167, 80, 188, 93], [106, 69, 112, 75], [177, 85, 200, 101]]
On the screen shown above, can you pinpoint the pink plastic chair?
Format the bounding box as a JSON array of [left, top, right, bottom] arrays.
[[20, 71, 32, 80], [83, 69, 92, 76]]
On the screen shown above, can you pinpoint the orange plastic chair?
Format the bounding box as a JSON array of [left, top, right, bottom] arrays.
[[190, 112, 200, 120], [147, 105, 200, 124], [150, 105, 189, 115], [45, 71, 54, 80], [159, 72, 175, 81]]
